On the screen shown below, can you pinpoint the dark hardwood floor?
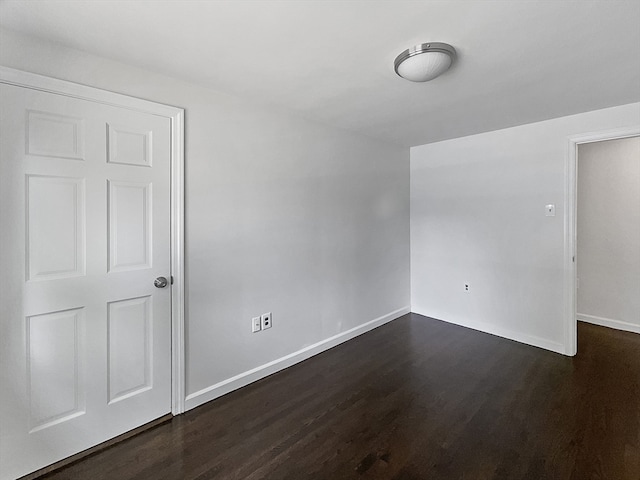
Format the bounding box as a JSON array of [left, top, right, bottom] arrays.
[[38, 314, 639, 480]]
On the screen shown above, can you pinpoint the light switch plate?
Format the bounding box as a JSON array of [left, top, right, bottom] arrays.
[[252, 316, 262, 333]]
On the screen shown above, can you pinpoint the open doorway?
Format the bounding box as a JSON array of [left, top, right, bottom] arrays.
[[577, 137, 640, 333], [565, 128, 640, 356]]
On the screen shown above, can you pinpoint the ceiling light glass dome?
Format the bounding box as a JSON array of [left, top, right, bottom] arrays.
[[394, 43, 457, 82]]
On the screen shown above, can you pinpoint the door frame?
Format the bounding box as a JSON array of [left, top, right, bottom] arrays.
[[563, 125, 640, 356], [0, 66, 186, 414]]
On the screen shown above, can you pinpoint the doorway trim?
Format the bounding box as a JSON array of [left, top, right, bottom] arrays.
[[0, 66, 186, 414], [564, 125, 640, 356]]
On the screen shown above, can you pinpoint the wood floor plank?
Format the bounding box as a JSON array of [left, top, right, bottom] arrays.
[[34, 314, 640, 480]]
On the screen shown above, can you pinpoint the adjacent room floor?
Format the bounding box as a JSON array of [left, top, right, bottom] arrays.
[[37, 314, 640, 480]]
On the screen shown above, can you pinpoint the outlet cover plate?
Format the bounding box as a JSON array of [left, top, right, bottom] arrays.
[[261, 312, 272, 330]]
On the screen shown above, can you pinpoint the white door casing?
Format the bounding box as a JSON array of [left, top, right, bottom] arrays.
[[0, 68, 184, 480]]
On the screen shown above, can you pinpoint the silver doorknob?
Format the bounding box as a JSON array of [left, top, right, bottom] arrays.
[[154, 276, 168, 288]]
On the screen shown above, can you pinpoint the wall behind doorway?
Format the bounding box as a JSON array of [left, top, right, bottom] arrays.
[[577, 136, 640, 333]]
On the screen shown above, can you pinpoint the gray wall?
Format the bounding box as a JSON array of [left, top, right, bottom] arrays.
[[411, 103, 640, 354], [577, 136, 640, 332], [0, 28, 410, 409]]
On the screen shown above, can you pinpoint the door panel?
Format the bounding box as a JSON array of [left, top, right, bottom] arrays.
[[0, 83, 172, 479], [107, 295, 152, 404], [108, 180, 152, 272], [26, 174, 86, 280], [107, 123, 152, 166], [26, 110, 85, 160], [27, 307, 85, 432]]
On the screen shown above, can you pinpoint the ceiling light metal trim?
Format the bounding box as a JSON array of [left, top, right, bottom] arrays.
[[394, 42, 457, 80]]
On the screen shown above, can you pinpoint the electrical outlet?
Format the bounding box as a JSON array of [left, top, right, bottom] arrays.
[[261, 312, 272, 330], [252, 316, 262, 333], [464, 284, 470, 293]]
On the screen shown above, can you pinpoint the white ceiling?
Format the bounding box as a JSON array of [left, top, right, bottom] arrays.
[[1, 0, 639, 147]]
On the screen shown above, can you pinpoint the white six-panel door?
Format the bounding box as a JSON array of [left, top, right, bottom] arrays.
[[0, 83, 173, 479]]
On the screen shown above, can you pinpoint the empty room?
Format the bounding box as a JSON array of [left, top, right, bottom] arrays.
[[0, 1, 639, 479]]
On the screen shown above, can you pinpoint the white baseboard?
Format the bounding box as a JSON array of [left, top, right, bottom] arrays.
[[184, 306, 411, 411], [411, 309, 566, 355], [577, 313, 640, 334]]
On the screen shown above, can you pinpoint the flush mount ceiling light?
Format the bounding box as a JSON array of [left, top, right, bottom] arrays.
[[394, 42, 457, 82]]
